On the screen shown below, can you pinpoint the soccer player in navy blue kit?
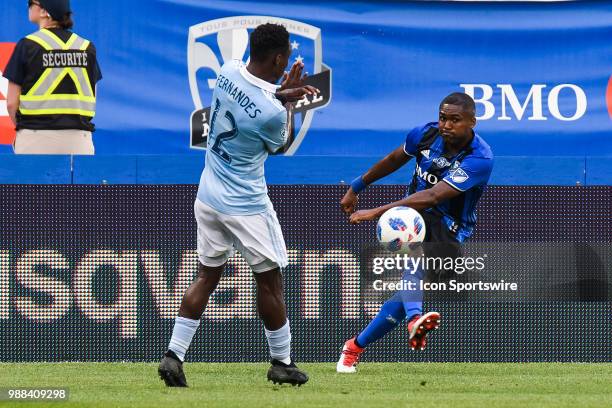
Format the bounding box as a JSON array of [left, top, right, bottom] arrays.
[[336, 93, 494, 373]]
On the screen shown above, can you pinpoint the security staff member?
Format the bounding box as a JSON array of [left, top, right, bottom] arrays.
[[4, 0, 102, 155]]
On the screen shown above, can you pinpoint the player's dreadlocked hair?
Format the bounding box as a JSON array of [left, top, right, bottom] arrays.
[[440, 93, 476, 117], [249, 23, 290, 63]]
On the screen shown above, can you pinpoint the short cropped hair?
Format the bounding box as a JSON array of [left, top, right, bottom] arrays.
[[440, 92, 476, 117], [249, 23, 290, 62]]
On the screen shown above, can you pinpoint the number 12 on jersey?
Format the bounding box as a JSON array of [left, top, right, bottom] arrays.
[[209, 99, 238, 164]]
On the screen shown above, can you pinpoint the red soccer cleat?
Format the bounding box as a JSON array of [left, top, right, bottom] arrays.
[[336, 337, 364, 373], [408, 311, 441, 351]]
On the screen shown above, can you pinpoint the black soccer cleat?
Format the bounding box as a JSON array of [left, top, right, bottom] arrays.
[[158, 350, 188, 387], [267, 359, 309, 387]]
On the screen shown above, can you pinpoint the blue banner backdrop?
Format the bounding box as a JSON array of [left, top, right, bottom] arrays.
[[1, 1, 611, 156]]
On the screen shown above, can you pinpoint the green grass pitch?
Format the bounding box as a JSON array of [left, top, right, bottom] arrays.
[[1, 363, 612, 407]]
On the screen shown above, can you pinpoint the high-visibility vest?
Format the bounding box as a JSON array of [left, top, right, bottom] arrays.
[[19, 29, 96, 118]]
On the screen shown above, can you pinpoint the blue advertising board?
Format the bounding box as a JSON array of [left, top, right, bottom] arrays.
[[1, 0, 611, 158]]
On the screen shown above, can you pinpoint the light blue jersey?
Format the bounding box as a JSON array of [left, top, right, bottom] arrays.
[[197, 60, 288, 215]]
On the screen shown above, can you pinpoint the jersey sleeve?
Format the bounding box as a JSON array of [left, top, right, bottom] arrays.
[[87, 43, 102, 83], [94, 61, 102, 83], [2, 39, 28, 85], [403, 122, 436, 156], [260, 109, 288, 153], [443, 156, 493, 192]]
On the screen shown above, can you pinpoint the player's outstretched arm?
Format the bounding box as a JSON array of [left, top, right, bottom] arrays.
[[349, 181, 461, 224], [361, 145, 413, 186], [341, 145, 412, 214]]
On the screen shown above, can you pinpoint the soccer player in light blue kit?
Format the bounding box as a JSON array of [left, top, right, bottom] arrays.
[[159, 24, 317, 387]]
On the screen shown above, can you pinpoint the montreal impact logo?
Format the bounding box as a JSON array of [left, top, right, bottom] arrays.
[[187, 16, 332, 155]]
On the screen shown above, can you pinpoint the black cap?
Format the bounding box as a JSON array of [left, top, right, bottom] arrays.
[[38, 0, 71, 21]]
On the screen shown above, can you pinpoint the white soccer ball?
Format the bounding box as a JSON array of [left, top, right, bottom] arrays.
[[376, 206, 426, 252]]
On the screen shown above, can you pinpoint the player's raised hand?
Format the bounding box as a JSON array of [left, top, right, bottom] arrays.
[[349, 208, 380, 224], [280, 61, 307, 90], [341, 188, 358, 214], [275, 85, 319, 103]]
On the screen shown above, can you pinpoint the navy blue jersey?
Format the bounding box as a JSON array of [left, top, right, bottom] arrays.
[[404, 122, 494, 243]]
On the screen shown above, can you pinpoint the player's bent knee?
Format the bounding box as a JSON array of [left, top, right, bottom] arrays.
[[195, 262, 225, 291]]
